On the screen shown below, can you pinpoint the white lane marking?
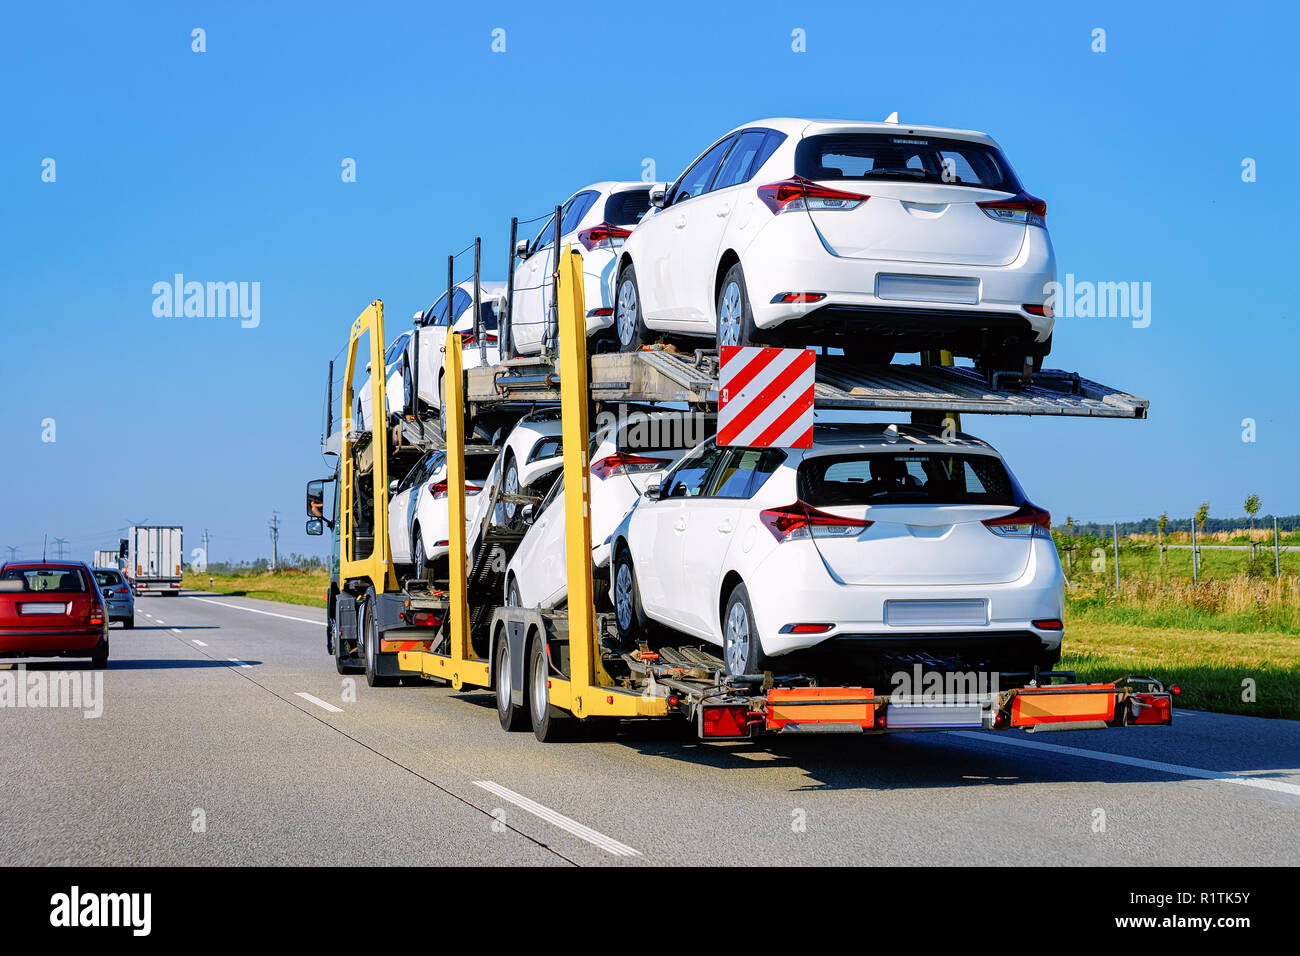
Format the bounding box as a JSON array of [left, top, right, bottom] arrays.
[[189, 597, 321, 626], [192, 640, 208, 647], [947, 731, 1300, 799], [473, 781, 641, 857], [227, 658, 252, 668], [155, 620, 166, 625], [295, 692, 343, 713], [169, 628, 181, 635]]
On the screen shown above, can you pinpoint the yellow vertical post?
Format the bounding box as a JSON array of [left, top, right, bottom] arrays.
[[444, 332, 472, 684], [915, 347, 961, 434], [556, 245, 596, 717]]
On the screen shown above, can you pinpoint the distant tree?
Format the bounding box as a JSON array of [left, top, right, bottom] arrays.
[[1244, 494, 1261, 535], [1195, 502, 1209, 533], [1157, 512, 1169, 541], [1065, 516, 1076, 535]]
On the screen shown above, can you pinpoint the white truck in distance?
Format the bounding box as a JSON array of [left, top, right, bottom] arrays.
[[125, 526, 184, 595], [93, 549, 121, 570]]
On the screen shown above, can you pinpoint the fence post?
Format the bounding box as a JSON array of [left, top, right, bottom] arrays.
[[1276, 517, 1282, 581], [1192, 519, 1199, 586], [1113, 522, 1121, 589]]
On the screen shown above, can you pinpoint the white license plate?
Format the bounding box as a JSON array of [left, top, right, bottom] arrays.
[[21, 603, 67, 615], [885, 599, 988, 626], [886, 703, 986, 729], [877, 274, 980, 305]]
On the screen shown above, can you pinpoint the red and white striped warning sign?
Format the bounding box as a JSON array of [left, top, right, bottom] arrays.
[[717, 346, 815, 448]]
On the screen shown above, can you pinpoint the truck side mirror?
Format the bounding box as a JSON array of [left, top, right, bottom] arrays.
[[305, 518, 324, 536], [306, 479, 325, 517]]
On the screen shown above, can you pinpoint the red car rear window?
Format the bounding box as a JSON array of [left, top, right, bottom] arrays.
[[0, 567, 89, 593]]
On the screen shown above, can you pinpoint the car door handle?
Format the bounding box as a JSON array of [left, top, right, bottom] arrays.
[[715, 205, 731, 218], [674, 517, 687, 532], [674, 216, 687, 230], [717, 520, 734, 533]]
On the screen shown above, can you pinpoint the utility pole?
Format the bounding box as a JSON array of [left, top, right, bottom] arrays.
[[52, 536, 69, 560], [268, 513, 280, 571]]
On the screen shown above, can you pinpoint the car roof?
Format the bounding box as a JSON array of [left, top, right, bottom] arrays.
[[573, 181, 652, 198], [806, 422, 999, 454], [1, 561, 92, 572], [722, 117, 1001, 150]]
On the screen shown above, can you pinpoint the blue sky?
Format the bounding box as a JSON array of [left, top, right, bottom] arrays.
[[1, 0, 1296, 562]]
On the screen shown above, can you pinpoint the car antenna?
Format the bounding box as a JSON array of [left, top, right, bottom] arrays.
[[43, 533, 47, 561]]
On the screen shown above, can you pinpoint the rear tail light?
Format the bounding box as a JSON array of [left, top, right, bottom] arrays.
[[460, 333, 499, 349], [1129, 692, 1173, 726], [772, 292, 826, 304], [779, 623, 835, 634], [590, 453, 669, 480], [757, 176, 867, 215], [586, 308, 614, 318], [977, 192, 1047, 227], [759, 503, 872, 543], [429, 481, 482, 498], [700, 704, 753, 738], [410, 611, 443, 627], [1023, 303, 1053, 317], [116, 587, 130, 595], [90, 605, 105, 625], [577, 222, 632, 251], [982, 502, 1052, 539], [1032, 618, 1064, 630]]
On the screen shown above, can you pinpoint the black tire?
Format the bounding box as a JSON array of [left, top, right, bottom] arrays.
[[401, 363, 414, 417], [362, 592, 398, 687], [495, 633, 529, 732], [412, 528, 428, 583], [89, 636, 109, 669], [505, 575, 521, 608], [437, 374, 447, 439], [722, 582, 763, 677], [334, 608, 361, 675], [614, 264, 652, 352], [528, 634, 572, 742], [715, 263, 765, 350], [124, 616, 135, 630], [501, 453, 520, 524], [612, 546, 647, 643]]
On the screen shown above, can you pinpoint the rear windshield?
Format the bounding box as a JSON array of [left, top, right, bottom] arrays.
[[1, 567, 89, 592], [94, 570, 123, 587], [465, 454, 496, 482], [609, 414, 714, 453], [795, 133, 1021, 192], [603, 190, 651, 226], [798, 453, 1021, 507]]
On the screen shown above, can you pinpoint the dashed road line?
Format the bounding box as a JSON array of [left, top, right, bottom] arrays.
[[189, 596, 320, 626], [192, 640, 207, 647], [473, 780, 642, 857], [295, 693, 344, 714]]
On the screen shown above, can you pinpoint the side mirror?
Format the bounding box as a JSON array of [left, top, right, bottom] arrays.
[[413, 310, 424, 326], [520, 503, 536, 522], [306, 479, 325, 517], [514, 239, 530, 259], [643, 479, 662, 500], [388, 478, 400, 495], [305, 518, 324, 536], [649, 185, 668, 209]]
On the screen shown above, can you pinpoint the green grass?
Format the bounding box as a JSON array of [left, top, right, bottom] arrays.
[[184, 568, 329, 608]]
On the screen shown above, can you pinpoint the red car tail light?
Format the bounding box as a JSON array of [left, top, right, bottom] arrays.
[[89, 604, 105, 626], [977, 191, 1047, 227], [982, 502, 1052, 539], [757, 176, 868, 215], [759, 503, 871, 543], [1032, 618, 1064, 631], [1023, 303, 1053, 317], [411, 610, 443, 627], [590, 453, 669, 480], [772, 292, 827, 304], [577, 222, 632, 251], [460, 333, 499, 349], [428, 481, 483, 498]]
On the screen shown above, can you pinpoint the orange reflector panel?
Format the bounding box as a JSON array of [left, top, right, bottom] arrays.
[[381, 638, 434, 654], [701, 704, 752, 738], [1011, 684, 1116, 726], [766, 687, 874, 732], [1129, 692, 1173, 726]]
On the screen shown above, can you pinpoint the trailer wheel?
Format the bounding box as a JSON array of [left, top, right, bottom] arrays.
[[495, 633, 529, 732], [723, 582, 763, 677], [362, 592, 398, 687], [615, 264, 651, 352], [529, 634, 571, 742]]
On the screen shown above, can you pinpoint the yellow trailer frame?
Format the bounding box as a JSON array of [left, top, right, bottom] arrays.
[[396, 247, 666, 718]]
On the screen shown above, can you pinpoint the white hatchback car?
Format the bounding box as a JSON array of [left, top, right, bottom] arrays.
[[356, 330, 413, 431], [614, 118, 1056, 371], [609, 424, 1065, 678], [408, 281, 506, 436], [509, 182, 651, 355], [388, 448, 497, 580], [504, 410, 709, 610]]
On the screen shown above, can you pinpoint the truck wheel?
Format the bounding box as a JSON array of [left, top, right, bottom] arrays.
[[723, 582, 763, 677], [362, 594, 398, 687], [529, 634, 571, 742], [495, 634, 529, 732]]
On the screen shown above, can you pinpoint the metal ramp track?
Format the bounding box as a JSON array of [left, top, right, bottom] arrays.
[[470, 350, 1148, 419]]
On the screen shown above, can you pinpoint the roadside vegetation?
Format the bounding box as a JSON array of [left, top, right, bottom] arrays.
[[183, 567, 329, 608]]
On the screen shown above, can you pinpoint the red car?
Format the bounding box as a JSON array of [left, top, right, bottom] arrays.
[[0, 562, 110, 667]]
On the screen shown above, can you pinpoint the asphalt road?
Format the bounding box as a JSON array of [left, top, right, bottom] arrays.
[[2, 592, 1297, 866]]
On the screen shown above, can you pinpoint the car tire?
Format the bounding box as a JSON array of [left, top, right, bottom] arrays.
[[615, 264, 652, 352], [505, 575, 521, 608], [612, 547, 647, 644], [528, 633, 572, 742], [412, 528, 428, 583], [437, 374, 447, 438], [124, 616, 135, 630], [501, 454, 520, 524], [90, 636, 109, 669], [362, 591, 398, 688], [402, 363, 414, 418], [495, 633, 529, 732], [722, 582, 763, 677], [716, 263, 765, 350]]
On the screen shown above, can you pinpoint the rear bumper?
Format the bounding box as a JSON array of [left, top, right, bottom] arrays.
[[0, 628, 107, 655], [772, 303, 1048, 356]]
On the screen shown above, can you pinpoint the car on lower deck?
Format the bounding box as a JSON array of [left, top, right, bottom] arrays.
[[0, 562, 110, 667], [92, 568, 135, 628], [609, 423, 1065, 681], [614, 117, 1055, 372]]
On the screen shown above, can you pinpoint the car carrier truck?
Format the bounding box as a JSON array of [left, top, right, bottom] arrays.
[[310, 238, 1175, 744]]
